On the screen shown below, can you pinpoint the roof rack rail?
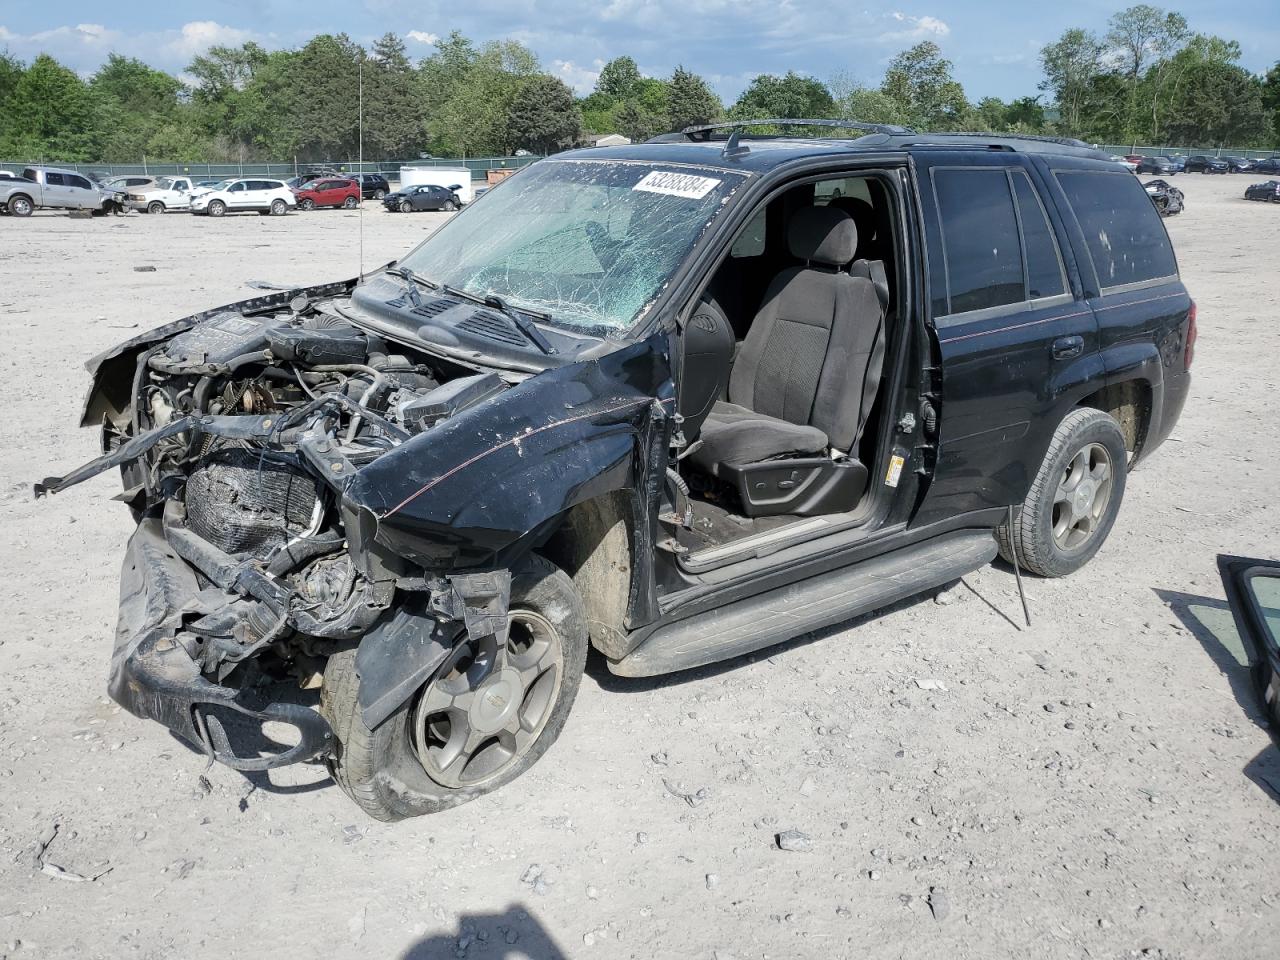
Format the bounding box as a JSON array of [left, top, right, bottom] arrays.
[[676, 118, 916, 140], [916, 131, 1098, 150]]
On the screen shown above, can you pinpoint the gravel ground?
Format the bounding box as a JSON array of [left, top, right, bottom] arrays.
[[1, 175, 1278, 960]]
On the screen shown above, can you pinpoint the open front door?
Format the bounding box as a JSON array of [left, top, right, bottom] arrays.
[[1218, 554, 1280, 738]]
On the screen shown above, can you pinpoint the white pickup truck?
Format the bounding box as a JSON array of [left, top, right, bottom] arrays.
[[0, 166, 126, 217], [128, 175, 198, 214]]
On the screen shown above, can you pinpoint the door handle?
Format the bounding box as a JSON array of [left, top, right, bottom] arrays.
[[1051, 335, 1084, 360]]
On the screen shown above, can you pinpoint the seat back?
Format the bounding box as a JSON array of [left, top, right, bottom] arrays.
[[728, 206, 886, 453]]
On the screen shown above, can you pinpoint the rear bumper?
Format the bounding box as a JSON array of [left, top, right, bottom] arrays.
[[109, 518, 332, 771]]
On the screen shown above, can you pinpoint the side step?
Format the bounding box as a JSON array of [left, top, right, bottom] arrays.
[[609, 529, 997, 677]]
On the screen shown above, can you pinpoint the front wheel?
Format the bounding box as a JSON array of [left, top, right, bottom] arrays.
[[207, 200, 226, 217], [299, 198, 315, 211], [398, 199, 411, 213], [321, 555, 588, 821], [147, 201, 165, 215], [270, 199, 288, 216], [995, 408, 1128, 578]]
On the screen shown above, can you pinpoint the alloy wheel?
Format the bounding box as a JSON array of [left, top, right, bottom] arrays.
[[1052, 442, 1114, 550], [411, 610, 564, 789]]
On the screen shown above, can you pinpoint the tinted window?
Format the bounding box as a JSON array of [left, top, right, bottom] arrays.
[[68, 175, 92, 190], [44, 172, 65, 186], [1011, 172, 1066, 300], [932, 168, 1023, 315], [21, 168, 37, 181], [229, 182, 245, 192], [1056, 170, 1177, 288]]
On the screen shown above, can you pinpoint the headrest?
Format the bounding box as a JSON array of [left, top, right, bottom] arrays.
[[827, 196, 877, 244], [788, 206, 857, 266]]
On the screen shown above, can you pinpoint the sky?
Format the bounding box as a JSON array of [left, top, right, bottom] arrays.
[[1, 2, 1276, 103]]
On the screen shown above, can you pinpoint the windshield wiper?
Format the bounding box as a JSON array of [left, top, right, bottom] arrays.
[[481, 295, 557, 355], [385, 265, 437, 307]]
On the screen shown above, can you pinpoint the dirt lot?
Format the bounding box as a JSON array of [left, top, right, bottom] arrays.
[[1, 175, 1278, 960]]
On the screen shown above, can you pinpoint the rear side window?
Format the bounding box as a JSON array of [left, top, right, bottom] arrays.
[[932, 168, 1023, 315], [44, 172, 65, 186], [1055, 171, 1177, 289], [1011, 172, 1067, 300]]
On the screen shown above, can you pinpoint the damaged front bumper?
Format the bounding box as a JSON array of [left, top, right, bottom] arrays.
[[113, 517, 334, 770]]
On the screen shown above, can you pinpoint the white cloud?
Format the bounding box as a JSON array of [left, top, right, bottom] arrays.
[[0, 20, 263, 72], [406, 30, 440, 46], [880, 12, 951, 43], [552, 58, 603, 94]]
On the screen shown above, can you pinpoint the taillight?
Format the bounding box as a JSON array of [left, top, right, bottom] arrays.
[[1184, 300, 1197, 370]]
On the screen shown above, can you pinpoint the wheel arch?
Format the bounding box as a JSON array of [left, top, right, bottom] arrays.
[[1076, 377, 1153, 464]]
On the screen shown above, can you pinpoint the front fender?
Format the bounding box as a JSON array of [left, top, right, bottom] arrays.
[[345, 333, 674, 573]]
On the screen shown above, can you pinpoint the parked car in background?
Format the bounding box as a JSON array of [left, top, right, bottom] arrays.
[[1184, 155, 1229, 174], [189, 178, 295, 216], [1110, 155, 1139, 172], [1124, 154, 1144, 166], [1165, 155, 1187, 172], [1244, 180, 1280, 202], [1251, 157, 1280, 174], [1144, 178, 1185, 216], [1137, 156, 1177, 175], [104, 175, 155, 192], [348, 173, 391, 200], [382, 183, 461, 212], [0, 166, 127, 216], [129, 175, 198, 213], [1222, 156, 1254, 173], [293, 177, 361, 210]]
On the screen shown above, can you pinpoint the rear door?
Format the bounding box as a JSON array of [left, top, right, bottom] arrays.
[[1218, 556, 1280, 738], [912, 151, 1103, 525], [41, 171, 73, 207]]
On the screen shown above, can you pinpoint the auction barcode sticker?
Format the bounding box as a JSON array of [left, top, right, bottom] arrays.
[[633, 171, 722, 199]]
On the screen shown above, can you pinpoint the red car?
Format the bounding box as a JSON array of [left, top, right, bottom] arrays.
[[293, 178, 360, 210]]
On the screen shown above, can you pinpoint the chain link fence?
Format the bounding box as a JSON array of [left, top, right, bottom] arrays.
[[1098, 144, 1279, 159]]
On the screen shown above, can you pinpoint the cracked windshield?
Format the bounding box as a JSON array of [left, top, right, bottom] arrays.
[[399, 160, 746, 332]]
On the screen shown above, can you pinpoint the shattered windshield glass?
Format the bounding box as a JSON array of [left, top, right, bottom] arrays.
[[397, 159, 746, 332]]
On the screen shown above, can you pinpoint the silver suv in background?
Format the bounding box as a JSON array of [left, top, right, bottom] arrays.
[[0, 166, 127, 217]]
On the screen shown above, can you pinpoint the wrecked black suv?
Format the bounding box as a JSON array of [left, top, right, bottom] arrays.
[[41, 120, 1194, 820]]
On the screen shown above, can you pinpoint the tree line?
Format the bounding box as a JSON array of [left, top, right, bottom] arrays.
[[0, 6, 1276, 165]]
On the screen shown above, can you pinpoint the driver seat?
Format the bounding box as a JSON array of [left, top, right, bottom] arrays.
[[689, 205, 885, 516]]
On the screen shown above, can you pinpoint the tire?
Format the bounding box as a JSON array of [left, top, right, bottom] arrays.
[[147, 201, 165, 215], [995, 407, 1128, 578], [207, 200, 226, 217], [443, 200, 458, 212], [299, 198, 314, 211], [373, 189, 386, 200], [398, 199, 411, 213], [321, 554, 589, 821], [270, 199, 287, 216], [343, 195, 358, 209]]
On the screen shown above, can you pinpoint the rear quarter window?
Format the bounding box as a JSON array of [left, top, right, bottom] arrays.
[[1055, 170, 1177, 289]]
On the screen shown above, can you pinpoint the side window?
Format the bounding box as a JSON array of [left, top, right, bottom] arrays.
[[932, 168, 1023, 315], [1055, 171, 1177, 289], [229, 182, 245, 193], [68, 175, 92, 190], [44, 172, 65, 186], [730, 205, 767, 258], [1010, 172, 1067, 300], [21, 168, 37, 181]]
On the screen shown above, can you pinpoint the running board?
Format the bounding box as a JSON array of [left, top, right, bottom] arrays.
[[609, 529, 997, 677]]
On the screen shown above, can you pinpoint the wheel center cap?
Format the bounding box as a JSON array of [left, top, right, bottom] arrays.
[[470, 668, 522, 735], [1074, 479, 1096, 515]]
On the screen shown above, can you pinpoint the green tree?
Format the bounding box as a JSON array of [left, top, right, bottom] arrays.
[[615, 77, 672, 141], [880, 42, 968, 131], [667, 66, 721, 132], [364, 33, 425, 158], [595, 56, 641, 99], [1, 54, 98, 160], [427, 39, 541, 155], [1262, 62, 1280, 146], [729, 72, 835, 120], [1039, 29, 1106, 136], [507, 74, 581, 153], [89, 55, 184, 161]]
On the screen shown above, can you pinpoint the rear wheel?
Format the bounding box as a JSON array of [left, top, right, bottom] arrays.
[[207, 200, 226, 217], [8, 195, 32, 217], [342, 195, 358, 209], [321, 555, 588, 821], [147, 200, 165, 215], [270, 199, 288, 216], [996, 408, 1127, 578], [443, 199, 458, 212], [373, 189, 386, 200]]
